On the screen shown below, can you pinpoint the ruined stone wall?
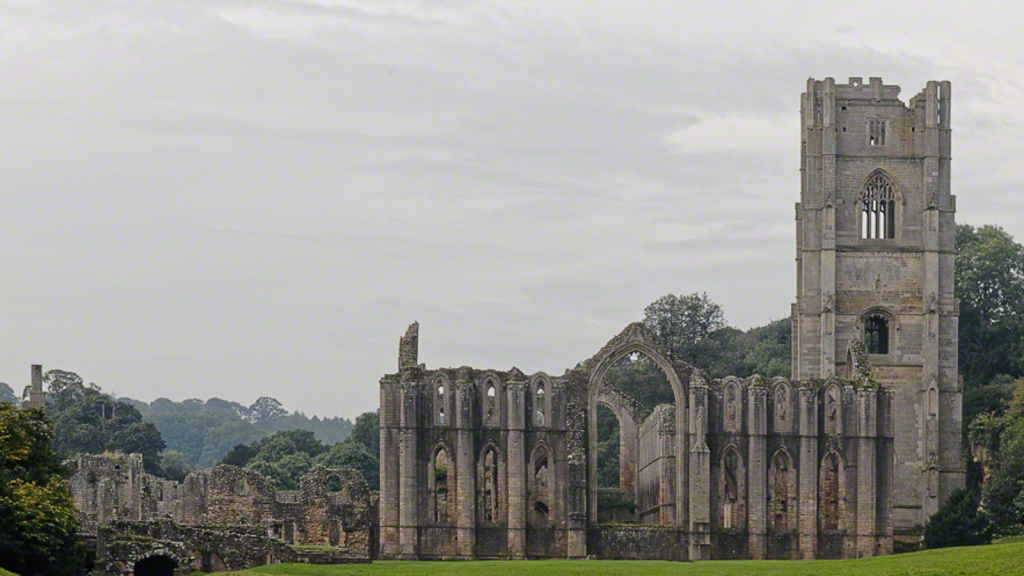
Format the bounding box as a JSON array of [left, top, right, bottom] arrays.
[[69, 453, 377, 563], [379, 321, 894, 561], [636, 404, 674, 525]]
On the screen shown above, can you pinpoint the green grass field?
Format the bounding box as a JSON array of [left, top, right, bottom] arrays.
[[221, 541, 1024, 576]]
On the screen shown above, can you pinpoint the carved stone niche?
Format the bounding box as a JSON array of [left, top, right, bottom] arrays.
[[723, 380, 742, 433]]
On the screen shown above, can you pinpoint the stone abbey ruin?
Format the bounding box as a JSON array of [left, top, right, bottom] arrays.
[[378, 77, 963, 561], [18, 76, 962, 570]]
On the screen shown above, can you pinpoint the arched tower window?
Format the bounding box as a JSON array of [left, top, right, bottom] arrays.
[[860, 172, 897, 239], [865, 315, 890, 354]]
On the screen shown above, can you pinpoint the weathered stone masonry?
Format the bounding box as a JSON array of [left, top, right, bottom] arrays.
[[379, 77, 960, 561], [792, 77, 964, 542], [67, 452, 376, 573], [379, 322, 893, 561]]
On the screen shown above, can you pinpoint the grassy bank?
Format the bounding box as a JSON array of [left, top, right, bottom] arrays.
[[220, 540, 1024, 576]]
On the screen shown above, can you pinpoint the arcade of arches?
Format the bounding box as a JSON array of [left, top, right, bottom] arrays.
[[379, 321, 893, 561]]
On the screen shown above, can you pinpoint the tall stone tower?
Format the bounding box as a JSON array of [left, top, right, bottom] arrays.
[[792, 77, 963, 539]]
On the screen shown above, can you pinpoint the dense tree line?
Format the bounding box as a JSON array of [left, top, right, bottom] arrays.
[[220, 411, 380, 491], [125, 395, 354, 470]]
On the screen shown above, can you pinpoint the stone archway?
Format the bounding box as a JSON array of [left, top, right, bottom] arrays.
[[585, 323, 693, 530], [596, 387, 645, 504], [134, 555, 177, 576]]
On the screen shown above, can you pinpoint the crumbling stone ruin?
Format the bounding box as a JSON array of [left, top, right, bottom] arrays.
[[378, 78, 963, 561], [67, 452, 376, 573]]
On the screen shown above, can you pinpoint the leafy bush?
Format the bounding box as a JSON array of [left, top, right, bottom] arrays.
[[924, 487, 992, 548]]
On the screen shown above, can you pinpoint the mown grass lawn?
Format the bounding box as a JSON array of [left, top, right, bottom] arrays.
[[222, 540, 1024, 576]]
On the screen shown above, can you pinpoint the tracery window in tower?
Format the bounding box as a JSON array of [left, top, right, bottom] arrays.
[[861, 173, 896, 239], [865, 315, 890, 354]]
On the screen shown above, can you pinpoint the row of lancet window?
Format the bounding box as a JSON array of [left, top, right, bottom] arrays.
[[430, 444, 551, 526], [436, 380, 548, 427], [721, 449, 843, 532]]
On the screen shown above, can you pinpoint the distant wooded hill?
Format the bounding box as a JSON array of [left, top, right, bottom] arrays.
[[123, 395, 354, 470]]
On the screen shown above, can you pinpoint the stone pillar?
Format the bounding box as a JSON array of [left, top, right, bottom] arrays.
[[28, 364, 45, 409], [455, 378, 476, 558], [688, 373, 710, 561], [398, 380, 420, 559], [378, 378, 401, 557], [819, 77, 837, 378], [797, 386, 819, 559], [506, 381, 527, 558], [658, 406, 677, 525], [856, 388, 878, 557], [567, 388, 587, 559], [747, 385, 768, 559]]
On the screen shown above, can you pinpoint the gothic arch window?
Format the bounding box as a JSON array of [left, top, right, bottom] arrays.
[[434, 378, 448, 426], [864, 314, 891, 354], [720, 448, 745, 530], [768, 450, 797, 532], [860, 172, 897, 240], [479, 445, 502, 524], [535, 381, 546, 427], [483, 379, 499, 427], [530, 444, 552, 525], [429, 446, 451, 523], [819, 452, 844, 531]]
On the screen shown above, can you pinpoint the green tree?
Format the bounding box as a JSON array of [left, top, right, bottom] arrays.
[[956, 224, 1024, 389], [643, 292, 725, 365], [160, 450, 193, 483], [317, 441, 380, 490], [44, 370, 166, 476], [0, 383, 16, 405], [924, 487, 992, 548], [0, 402, 88, 576]]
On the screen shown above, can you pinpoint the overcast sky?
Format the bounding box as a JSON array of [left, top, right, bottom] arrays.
[[1, 1, 1022, 419]]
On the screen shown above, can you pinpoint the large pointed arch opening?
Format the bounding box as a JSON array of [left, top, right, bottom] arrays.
[[586, 323, 691, 529]]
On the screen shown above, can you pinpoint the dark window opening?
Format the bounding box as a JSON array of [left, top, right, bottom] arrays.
[[865, 315, 890, 354], [534, 501, 549, 521], [135, 555, 176, 576]]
